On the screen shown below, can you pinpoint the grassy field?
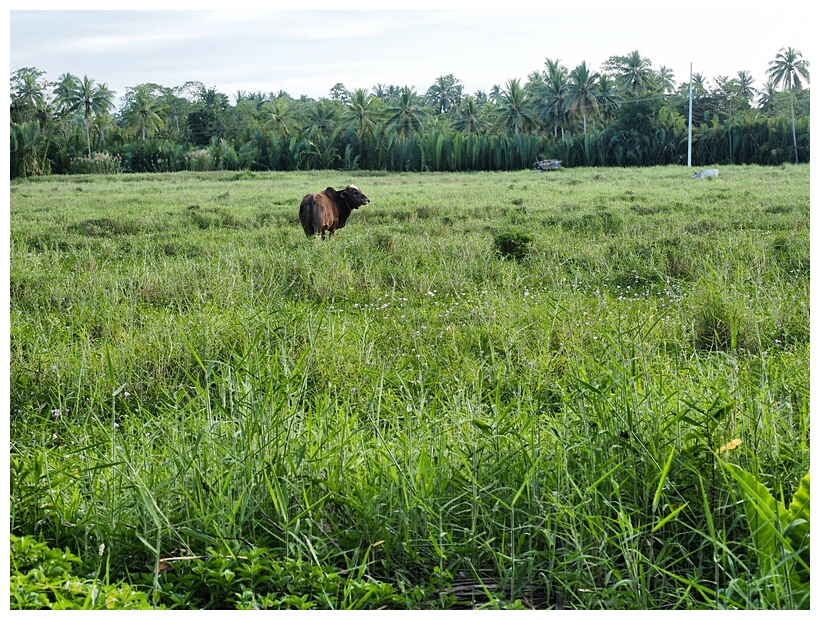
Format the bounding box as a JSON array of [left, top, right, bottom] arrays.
[[9, 165, 810, 609]]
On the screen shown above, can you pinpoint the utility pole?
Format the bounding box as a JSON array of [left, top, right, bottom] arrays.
[[687, 63, 693, 168]]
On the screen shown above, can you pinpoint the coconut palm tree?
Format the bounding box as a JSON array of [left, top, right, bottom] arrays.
[[596, 74, 621, 123], [611, 50, 654, 98], [426, 74, 463, 115], [122, 84, 165, 141], [452, 95, 487, 135], [656, 66, 676, 94], [52, 73, 78, 114], [261, 97, 298, 139], [767, 47, 810, 163], [566, 61, 602, 135], [473, 90, 489, 106], [757, 79, 779, 115], [494, 78, 537, 135], [386, 86, 427, 138], [58, 75, 116, 156], [371, 83, 392, 102], [691, 73, 708, 97], [303, 98, 340, 136], [94, 83, 117, 149], [10, 67, 48, 124], [736, 70, 757, 106], [343, 88, 381, 138], [535, 59, 569, 139]]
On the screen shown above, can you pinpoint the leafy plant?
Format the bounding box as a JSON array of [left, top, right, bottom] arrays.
[[10, 535, 154, 610], [144, 545, 418, 610], [722, 464, 810, 609]]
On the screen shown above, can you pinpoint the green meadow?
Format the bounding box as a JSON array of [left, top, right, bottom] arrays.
[[9, 165, 810, 609]]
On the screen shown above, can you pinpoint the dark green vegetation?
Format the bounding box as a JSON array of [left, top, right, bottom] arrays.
[[9, 166, 810, 609], [9, 47, 810, 178]]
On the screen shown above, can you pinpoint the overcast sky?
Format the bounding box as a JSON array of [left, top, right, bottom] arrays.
[[8, 2, 813, 107]]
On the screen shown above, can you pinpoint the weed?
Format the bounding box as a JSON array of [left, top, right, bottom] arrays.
[[493, 229, 534, 261]]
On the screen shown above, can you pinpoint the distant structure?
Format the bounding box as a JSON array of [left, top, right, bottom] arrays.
[[533, 159, 562, 171]]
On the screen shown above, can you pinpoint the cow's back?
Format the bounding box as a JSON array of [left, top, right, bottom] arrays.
[[299, 191, 337, 237]]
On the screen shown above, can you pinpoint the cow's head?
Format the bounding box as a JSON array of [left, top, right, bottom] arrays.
[[341, 184, 370, 209]]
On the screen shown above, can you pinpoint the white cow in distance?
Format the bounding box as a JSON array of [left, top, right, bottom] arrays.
[[693, 168, 719, 179]]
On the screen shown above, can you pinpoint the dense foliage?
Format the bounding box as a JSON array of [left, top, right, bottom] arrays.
[[10, 166, 809, 609], [9, 48, 809, 178]]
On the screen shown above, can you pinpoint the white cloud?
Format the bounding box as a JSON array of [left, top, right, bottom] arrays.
[[9, 8, 813, 102]]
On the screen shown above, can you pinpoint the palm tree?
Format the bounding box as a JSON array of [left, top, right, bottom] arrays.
[[613, 50, 654, 98], [535, 59, 569, 139], [452, 95, 487, 135], [736, 71, 757, 106], [58, 75, 116, 156], [757, 79, 779, 115], [32, 95, 56, 135], [767, 47, 810, 163], [371, 83, 389, 101], [473, 90, 489, 106], [11, 67, 48, 124], [11, 120, 51, 177], [426, 74, 462, 115], [566, 61, 601, 135], [343, 88, 381, 138], [52, 72, 78, 113], [596, 74, 621, 123], [94, 82, 117, 149], [656, 66, 676, 94], [494, 79, 537, 135], [691, 73, 708, 97], [122, 84, 165, 140], [261, 97, 298, 139], [303, 99, 340, 136], [386, 86, 427, 138]]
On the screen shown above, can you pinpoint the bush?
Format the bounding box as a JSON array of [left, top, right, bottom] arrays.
[[493, 229, 534, 261], [187, 149, 213, 171], [68, 152, 121, 175]]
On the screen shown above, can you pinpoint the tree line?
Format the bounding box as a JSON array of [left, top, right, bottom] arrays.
[[10, 47, 810, 178]]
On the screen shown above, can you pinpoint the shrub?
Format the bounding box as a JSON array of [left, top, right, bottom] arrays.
[[493, 229, 534, 261], [68, 152, 121, 175], [187, 149, 213, 171]]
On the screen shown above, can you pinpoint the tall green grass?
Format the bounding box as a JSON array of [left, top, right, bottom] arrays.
[[10, 166, 810, 609]]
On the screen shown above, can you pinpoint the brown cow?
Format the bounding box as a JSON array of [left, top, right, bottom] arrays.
[[298, 184, 370, 238]]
